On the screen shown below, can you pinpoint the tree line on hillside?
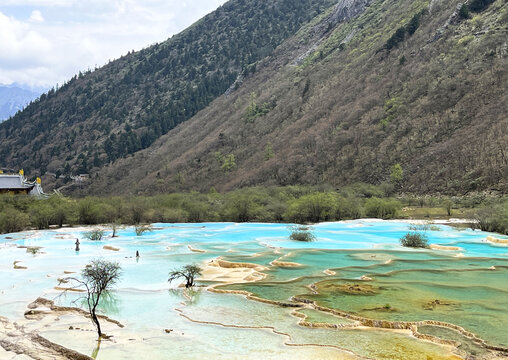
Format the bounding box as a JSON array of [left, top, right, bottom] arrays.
[[0, 0, 336, 176], [1, 185, 506, 235]]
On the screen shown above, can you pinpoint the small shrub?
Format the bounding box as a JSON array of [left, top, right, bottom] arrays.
[[84, 229, 105, 241], [390, 163, 403, 185], [135, 224, 153, 236], [285, 192, 337, 223], [457, 35, 475, 46], [215, 151, 237, 172], [245, 93, 270, 122], [288, 225, 316, 242], [474, 201, 508, 235], [0, 208, 30, 234], [409, 223, 430, 232], [458, 4, 470, 19], [468, 0, 495, 13], [385, 10, 425, 50], [27, 247, 40, 255], [264, 142, 274, 161], [364, 198, 401, 219], [442, 199, 454, 216], [400, 232, 429, 248]]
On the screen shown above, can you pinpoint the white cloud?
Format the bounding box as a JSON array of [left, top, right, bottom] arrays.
[[0, 12, 52, 66], [0, 0, 227, 88], [28, 10, 44, 23], [0, 1, 76, 7]]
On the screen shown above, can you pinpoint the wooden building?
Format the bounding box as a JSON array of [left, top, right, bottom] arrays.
[[0, 171, 46, 196]]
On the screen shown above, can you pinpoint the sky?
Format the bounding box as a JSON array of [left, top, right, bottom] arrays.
[[0, 0, 227, 89]]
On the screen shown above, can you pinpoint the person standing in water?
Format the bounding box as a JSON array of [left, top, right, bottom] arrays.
[[136, 250, 140, 258], [75, 239, 80, 252]]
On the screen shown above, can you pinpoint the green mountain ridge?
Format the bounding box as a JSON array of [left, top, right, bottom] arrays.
[[2, 0, 507, 195], [0, 0, 335, 178]]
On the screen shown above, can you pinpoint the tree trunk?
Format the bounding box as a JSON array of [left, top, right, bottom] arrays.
[[91, 308, 102, 337]]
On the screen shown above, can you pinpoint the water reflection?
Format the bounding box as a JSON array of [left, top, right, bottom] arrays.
[[97, 291, 121, 315], [91, 338, 101, 359], [168, 287, 203, 305]]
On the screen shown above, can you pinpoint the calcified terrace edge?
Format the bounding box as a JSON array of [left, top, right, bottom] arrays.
[[3, 259, 506, 360], [174, 308, 362, 359], [206, 285, 508, 355], [203, 254, 508, 357]]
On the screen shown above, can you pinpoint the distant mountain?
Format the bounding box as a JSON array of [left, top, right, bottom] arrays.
[[0, 85, 41, 122]]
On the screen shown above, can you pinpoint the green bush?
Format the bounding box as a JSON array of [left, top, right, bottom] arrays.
[[468, 0, 495, 12], [182, 200, 211, 223], [48, 196, 76, 227], [341, 183, 385, 198], [442, 199, 454, 216], [245, 93, 270, 122], [77, 197, 102, 225], [288, 225, 316, 242], [400, 232, 429, 248], [0, 208, 30, 233], [364, 198, 401, 219], [385, 10, 425, 50], [475, 201, 508, 235], [135, 224, 153, 236], [286, 192, 337, 223], [30, 203, 54, 229], [221, 192, 262, 222], [162, 208, 189, 223], [84, 229, 105, 241], [458, 4, 470, 19], [335, 196, 362, 220]]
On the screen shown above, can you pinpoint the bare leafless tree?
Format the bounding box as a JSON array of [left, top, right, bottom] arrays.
[[59, 259, 121, 338]]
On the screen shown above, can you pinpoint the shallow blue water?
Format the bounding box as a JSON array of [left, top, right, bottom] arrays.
[[2, 220, 507, 359]]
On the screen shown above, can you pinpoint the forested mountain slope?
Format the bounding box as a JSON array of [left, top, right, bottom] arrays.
[[88, 0, 508, 195], [0, 0, 335, 180]]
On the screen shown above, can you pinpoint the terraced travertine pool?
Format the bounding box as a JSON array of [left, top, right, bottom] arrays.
[[1, 220, 507, 359]]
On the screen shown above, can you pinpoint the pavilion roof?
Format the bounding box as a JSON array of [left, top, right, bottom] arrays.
[[0, 174, 35, 190]]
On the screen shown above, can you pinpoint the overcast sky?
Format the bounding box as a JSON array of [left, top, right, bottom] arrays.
[[0, 0, 227, 89]]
